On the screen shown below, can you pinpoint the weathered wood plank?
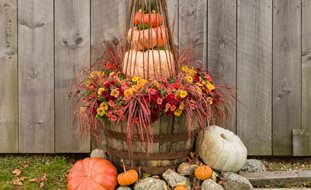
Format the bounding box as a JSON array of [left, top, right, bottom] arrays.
[[273, 0, 301, 155], [237, 0, 272, 155], [302, 0, 311, 134], [292, 129, 311, 156], [179, 0, 207, 68], [91, 0, 128, 149], [208, 0, 237, 133], [18, 0, 54, 153], [240, 170, 311, 188], [0, 0, 18, 153], [91, 0, 128, 63], [54, 0, 90, 153], [167, 0, 179, 47]]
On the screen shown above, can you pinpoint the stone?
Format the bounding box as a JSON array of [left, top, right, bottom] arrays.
[[90, 148, 107, 159], [177, 162, 198, 176], [240, 159, 266, 172], [162, 169, 190, 188], [222, 172, 253, 190], [134, 177, 167, 190], [117, 187, 132, 190], [201, 179, 224, 190]]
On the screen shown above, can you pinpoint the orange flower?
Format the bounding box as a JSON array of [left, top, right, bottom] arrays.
[[156, 97, 163, 105]]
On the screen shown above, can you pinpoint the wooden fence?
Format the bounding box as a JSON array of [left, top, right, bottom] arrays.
[[0, 0, 310, 156]]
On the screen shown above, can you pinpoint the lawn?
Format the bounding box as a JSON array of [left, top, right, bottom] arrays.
[[0, 154, 86, 190]]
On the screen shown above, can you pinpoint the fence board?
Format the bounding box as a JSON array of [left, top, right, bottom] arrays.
[[55, 0, 90, 153], [0, 0, 18, 153], [91, 0, 128, 149], [302, 0, 311, 133], [273, 0, 302, 155], [167, 0, 179, 47], [237, 0, 272, 155], [207, 0, 237, 132], [18, 0, 54, 153], [179, 0, 207, 68]]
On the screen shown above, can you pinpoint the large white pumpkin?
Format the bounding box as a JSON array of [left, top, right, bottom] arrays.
[[196, 125, 247, 172], [122, 49, 175, 80]]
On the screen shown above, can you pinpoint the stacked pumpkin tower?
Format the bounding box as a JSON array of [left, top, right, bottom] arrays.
[[122, 0, 176, 80]]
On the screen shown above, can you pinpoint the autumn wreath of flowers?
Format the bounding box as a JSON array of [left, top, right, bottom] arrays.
[[73, 41, 233, 146]]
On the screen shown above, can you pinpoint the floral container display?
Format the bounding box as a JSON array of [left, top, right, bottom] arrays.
[[73, 0, 232, 174]]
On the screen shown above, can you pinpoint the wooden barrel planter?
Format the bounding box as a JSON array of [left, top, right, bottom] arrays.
[[103, 116, 198, 175]]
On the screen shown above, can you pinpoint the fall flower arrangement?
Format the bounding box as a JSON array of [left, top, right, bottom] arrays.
[[73, 41, 232, 145]]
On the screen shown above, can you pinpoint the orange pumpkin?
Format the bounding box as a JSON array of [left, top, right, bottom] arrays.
[[134, 10, 163, 27], [194, 165, 213, 180], [128, 26, 168, 51], [117, 159, 139, 186], [174, 185, 188, 190], [68, 158, 117, 190], [123, 49, 176, 80]]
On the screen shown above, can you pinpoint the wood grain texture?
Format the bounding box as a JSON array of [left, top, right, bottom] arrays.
[[18, 0, 54, 153], [237, 0, 272, 155], [167, 0, 179, 47], [208, 0, 237, 133], [54, 0, 90, 153], [302, 0, 311, 132], [0, 0, 18, 153], [179, 0, 207, 68], [91, 0, 128, 63], [273, 0, 301, 155]]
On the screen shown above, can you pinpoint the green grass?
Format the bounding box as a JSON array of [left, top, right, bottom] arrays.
[[0, 154, 86, 190]]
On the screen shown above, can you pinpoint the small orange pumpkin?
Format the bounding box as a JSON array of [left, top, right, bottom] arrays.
[[194, 165, 213, 180], [134, 10, 163, 27], [117, 159, 139, 186], [123, 49, 176, 80], [67, 158, 117, 190], [128, 26, 168, 51], [174, 185, 188, 190]]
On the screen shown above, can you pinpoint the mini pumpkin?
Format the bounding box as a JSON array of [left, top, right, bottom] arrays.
[[134, 10, 163, 27], [123, 49, 176, 80], [194, 165, 213, 180], [174, 185, 188, 190], [128, 26, 168, 51], [117, 159, 139, 186], [68, 157, 117, 190]]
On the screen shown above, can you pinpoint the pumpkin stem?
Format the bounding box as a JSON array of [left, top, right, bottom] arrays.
[[121, 159, 127, 173]]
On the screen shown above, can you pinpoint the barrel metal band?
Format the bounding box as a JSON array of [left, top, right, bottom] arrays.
[[104, 128, 194, 142], [106, 147, 192, 160]]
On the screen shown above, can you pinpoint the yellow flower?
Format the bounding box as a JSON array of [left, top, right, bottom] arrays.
[[187, 68, 196, 77], [131, 85, 139, 91], [89, 71, 98, 79], [184, 76, 193, 83], [98, 88, 105, 95], [110, 89, 119, 98], [207, 97, 213, 105], [174, 109, 183, 117], [97, 107, 105, 116], [132, 76, 141, 83], [182, 65, 189, 72], [179, 90, 188, 99], [206, 82, 215, 91], [196, 86, 202, 95], [124, 88, 133, 97], [179, 102, 185, 110], [137, 79, 148, 87], [85, 80, 91, 87], [152, 81, 160, 88], [100, 102, 109, 110]]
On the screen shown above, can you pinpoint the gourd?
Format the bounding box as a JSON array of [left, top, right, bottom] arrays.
[[67, 158, 117, 190], [196, 125, 247, 172], [128, 26, 168, 51], [117, 159, 139, 186], [194, 165, 213, 180], [134, 10, 163, 27], [123, 49, 175, 80]]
